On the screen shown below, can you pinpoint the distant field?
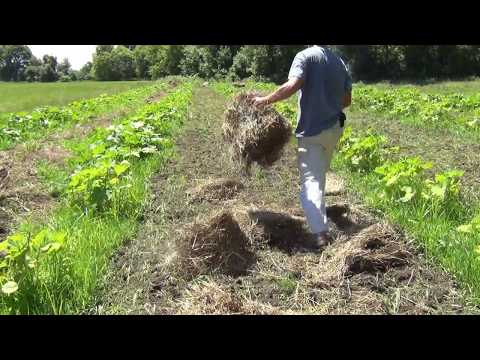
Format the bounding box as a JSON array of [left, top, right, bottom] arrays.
[[0, 81, 153, 113], [369, 78, 480, 95]]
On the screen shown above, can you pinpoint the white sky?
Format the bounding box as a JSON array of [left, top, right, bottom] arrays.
[[28, 45, 97, 70]]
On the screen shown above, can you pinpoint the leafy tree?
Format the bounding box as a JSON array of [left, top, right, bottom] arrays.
[[57, 58, 72, 76], [96, 45, 115, 54], [24, 56, 43, 82], [93, 46, 135, 80], [79, 61, 93, 80], [179, 45, 203, 76], [39, 55, 59, 82], [133, 45, 163, 79], [163, 45, 184, 75], [110, 45, 135, 80], [92, 51, 114, 80], [0, 45, 33, 81]]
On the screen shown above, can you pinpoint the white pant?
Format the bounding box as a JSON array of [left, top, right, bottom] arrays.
[[297, 122, 344, 234]]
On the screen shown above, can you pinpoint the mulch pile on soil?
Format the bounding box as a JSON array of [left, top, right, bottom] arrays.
[[187, 178, 244, 203], [175, 211, 255, 278], [223, 92, 292, 173]]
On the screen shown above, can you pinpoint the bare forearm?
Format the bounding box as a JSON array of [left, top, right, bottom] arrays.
[[265, 84, 296, 104], [250, 77, 303, 108]]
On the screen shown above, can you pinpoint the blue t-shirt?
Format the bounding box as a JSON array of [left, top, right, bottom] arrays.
[[288, 46, 352, 138]]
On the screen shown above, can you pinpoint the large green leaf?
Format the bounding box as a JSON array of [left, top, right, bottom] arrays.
[[2, 281, 18, 295]]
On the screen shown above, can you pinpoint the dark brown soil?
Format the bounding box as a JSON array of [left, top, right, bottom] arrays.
[[94, 86, 479, 315]]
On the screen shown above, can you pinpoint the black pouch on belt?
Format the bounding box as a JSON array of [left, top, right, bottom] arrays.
[[339, 112, 346, 128]]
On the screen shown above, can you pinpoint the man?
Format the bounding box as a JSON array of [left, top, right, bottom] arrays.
[[250, 45, 352, 251]]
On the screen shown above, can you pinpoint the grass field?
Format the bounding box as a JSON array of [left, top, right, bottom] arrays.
[[0, 81, 153, 113], [367, 78, 480, 95], [1, 77, 480, 314]]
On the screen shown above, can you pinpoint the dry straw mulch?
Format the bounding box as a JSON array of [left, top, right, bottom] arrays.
[[223, 92, 292, 173], [187, 178, 244, 203], [176, 211, 255, 278]]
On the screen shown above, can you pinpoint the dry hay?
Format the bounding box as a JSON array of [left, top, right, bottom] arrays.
[[174, 280, 244, 315], [32, 145, 71, 165], [187, 178, 244, 203], [344, 224, 412, 277], [223, 92, 292, 172], [325, 172, 345, 196], [176, 211, 255, 278], [174, 279, 293, 315], [298, 222, 412, 288]]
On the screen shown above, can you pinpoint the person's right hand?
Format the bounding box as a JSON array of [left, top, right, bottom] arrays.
[[248, 94, 269, 109]]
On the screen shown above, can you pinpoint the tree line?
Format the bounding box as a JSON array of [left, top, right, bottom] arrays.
[[0, 45, 93, 82], [1, 45, 480, 83]]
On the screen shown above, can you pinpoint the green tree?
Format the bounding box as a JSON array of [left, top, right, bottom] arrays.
[[163, 45, 184, 75], [133, 45, 163, 79], [39, 55, 59, 82], [0, 45, 33, 81], [57, 58, 72, 78], [79, 61, 93, 80], [93, 46, 135, 80], [92, 51, 114, 80], [24, 56, 43, 82], [111, 45, 135, 80], [96, 45, 115, 54]]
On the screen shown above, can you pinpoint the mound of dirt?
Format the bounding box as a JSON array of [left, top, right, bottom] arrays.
[[176, 211, 255, 278], [168, 78, 181, 87], [344, 224, 412, 276], [145, 92, 166, 104], [188, 178, 244, 203], [223, 92, 292, 173], [303, 222, 412, 285]]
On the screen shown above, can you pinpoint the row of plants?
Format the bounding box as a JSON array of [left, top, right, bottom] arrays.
[[0, 82, 169, 150], [0, 81, 194, 314], [334, 126, 480, 301], [352, 85, 480, 134]]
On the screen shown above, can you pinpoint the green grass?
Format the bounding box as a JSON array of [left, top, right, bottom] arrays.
[[0, 83, 164, 151], [0, 81, 193, 314], [364, 78, 480, 95], [0, 81, 152, 113], [1, 157, 164, 314]]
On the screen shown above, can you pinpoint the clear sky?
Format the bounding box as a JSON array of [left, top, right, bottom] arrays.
[[28, 45, 97, 70]]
